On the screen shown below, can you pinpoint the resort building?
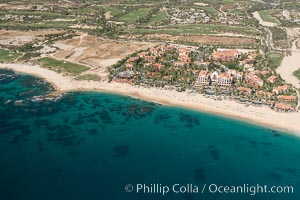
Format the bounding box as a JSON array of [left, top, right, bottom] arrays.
[[175, 61, 188, 67], [150, 47, 158, 55], [144, 56, 156, 63], [160, 45, 175, 52], [257, 91, 273, 98], [139, 52, 148, 58], [211, 71, 219, 83], [277, 95, 297, 102], [125, 63, 133, 70], [178, 48, 190, 56], [194, 61, 209, 66], [143, 63, 152, 68], [261, 70, 269, 76], [197, 70, 210, 85], [267, 75, 277, 83], [237, 87, 252, 95], [127, 57, 138, 63], [274, 102, 293, 111], [191, 69, 199, 75], [246, 74, 264, 87], [178, 55, 192, 63], [244, 64, 255, 72], [217, 73, 232, 86], [236, 72, 244, 81], [212, 49, 240, 62], [116, 71, 135, 82], [227, 69, 243, 81], [152, 63, 164, 71], [272, 85, 288, 94]]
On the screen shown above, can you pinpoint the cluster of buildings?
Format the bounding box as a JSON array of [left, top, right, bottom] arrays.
[[1, 14, 42, 22], [217, 9, 245, 25], [197, 49, 253, 87], [115, 45, 298, 112], [122, 44, 198, 74], [167, 7, 245, 25], [197, 69, 243, 87], [168, 8, 211, 24], [212, 49, 240, 62], [195, 48, 298, 111], [282, 10, 300, 23]]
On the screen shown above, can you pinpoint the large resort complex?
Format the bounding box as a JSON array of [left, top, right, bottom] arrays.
[[110, 44, 298, 112], [1, 1, 300, 200], [0, 0, 299, 132]]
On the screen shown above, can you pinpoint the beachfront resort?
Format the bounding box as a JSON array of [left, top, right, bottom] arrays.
[[110, 44, 298, 112], [1, 1, 300, 200], [0, 0, 299, 132]]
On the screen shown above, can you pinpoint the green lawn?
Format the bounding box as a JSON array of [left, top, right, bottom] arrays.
[[38, 57, 89, 76], [267, 53, 284, 68], [104, 6, 123, 17], [149, 11, 167, 24], [269, 27, 288, 48], [133, 27, 215, 35], [75, 74, 102, 81], [258, 10, 279, 24], [119, 8, 151, 23], [166, 24, 260, 35], [130, 24, 260, 36], [231, 9, 246, 16], [0, 49, 21, 63], [293, 69, 300, 81]]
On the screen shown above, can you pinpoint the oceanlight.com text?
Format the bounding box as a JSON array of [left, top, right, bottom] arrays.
[[125, 183, 294, 196]]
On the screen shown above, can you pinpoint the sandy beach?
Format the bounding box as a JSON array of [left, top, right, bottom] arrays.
[[1, 63, 300, 136], [277, 40, 300, 89]]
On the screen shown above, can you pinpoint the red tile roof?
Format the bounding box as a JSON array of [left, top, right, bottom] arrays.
[[257, 91, 273, 97], [127, 57, 138, 62], [273, 85, 288, 93], [278, 95, 297, 101], [237, 86, 252, 94], [275, 102, 293, 110], [153, 63, 164, 71], [267, 75, 277, 83], [212, 49, 239, 61]]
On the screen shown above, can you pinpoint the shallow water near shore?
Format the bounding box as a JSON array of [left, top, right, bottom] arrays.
[[0, 69, 300, 200]]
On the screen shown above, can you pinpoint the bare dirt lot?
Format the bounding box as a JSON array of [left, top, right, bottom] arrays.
[[0, 30, 66, 46], [54, 34, 156, 67], [53, 34, 157, 80], [286, 28, 300, 47]]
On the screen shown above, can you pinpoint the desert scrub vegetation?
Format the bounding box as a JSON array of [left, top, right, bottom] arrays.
[[266, 53, 284, 68], [38, 57, 89, 76], [75, 74, 102, 81], [293, 69, 300, 81], [0, 49, 21, 63]]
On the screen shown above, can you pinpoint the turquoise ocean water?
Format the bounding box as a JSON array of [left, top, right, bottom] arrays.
[[0, 69, 300, 200]]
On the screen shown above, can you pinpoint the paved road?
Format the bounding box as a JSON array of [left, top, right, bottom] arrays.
[[264, 27, 274, 51], [264, 27, 286, 52]]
